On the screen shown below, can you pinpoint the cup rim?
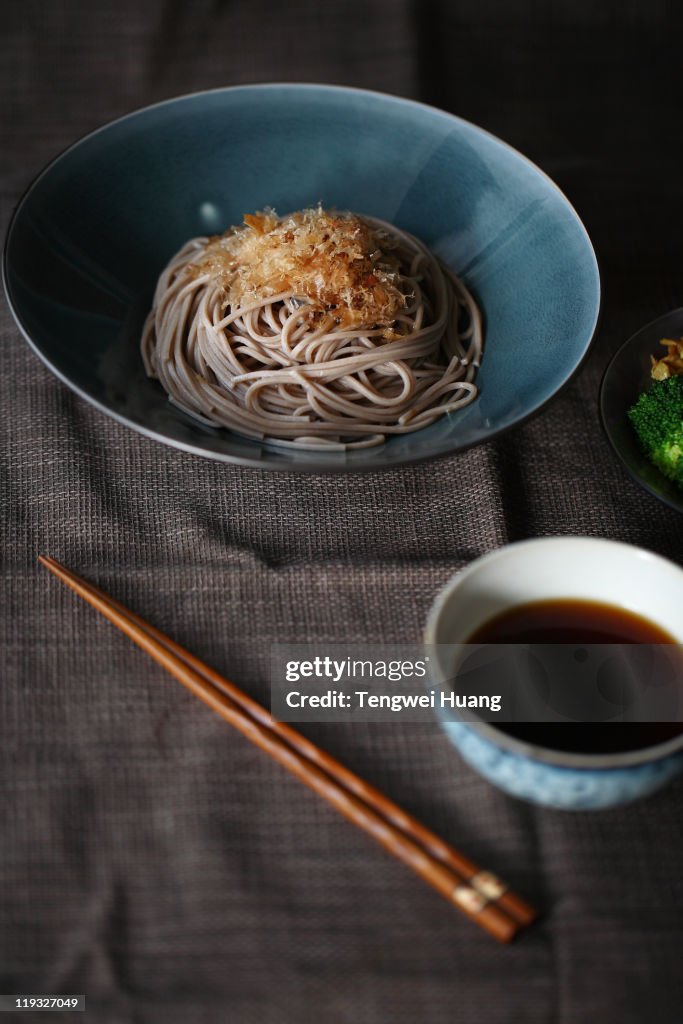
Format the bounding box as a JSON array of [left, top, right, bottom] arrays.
[[424, 536, 683, 769]]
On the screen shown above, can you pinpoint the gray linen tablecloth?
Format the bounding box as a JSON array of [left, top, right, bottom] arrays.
[[2, 2, 683, 1022]]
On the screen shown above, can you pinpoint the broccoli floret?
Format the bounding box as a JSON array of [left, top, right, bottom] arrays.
[[628, 376, 683, 490]]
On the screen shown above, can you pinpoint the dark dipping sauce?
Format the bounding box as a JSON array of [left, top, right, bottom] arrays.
[[467, 598, 683, 755]]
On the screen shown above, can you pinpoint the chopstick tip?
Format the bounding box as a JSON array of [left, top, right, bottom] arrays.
[[38, 554, 66, 578]]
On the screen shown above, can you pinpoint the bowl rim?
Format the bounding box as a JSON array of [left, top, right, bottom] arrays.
[[424, 535, 683, 769], [3, 82, 602, 474], [599, 306, 683, 513]]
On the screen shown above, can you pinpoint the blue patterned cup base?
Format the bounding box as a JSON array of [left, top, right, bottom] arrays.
[[444, 721, 683, 810]]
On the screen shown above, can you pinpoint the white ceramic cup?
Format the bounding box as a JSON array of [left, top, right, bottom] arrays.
[[424, 537, 683, 809]]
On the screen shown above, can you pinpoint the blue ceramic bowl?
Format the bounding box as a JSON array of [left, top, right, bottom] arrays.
[[3, 84, 600, 472], [425, 538, 683, 810]]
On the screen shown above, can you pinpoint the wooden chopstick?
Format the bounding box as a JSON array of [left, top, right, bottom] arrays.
[[38, 555, 534, 930], [39, 555, 537, 942]]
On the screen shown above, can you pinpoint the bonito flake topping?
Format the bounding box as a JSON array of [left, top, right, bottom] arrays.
[[192, 206, 410, 329]]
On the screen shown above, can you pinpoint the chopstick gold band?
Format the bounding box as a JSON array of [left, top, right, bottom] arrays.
[[39, 555, 537, 943]]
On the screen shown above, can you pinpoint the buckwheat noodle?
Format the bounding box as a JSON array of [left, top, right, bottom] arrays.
[[141, 213, 482, 449]]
